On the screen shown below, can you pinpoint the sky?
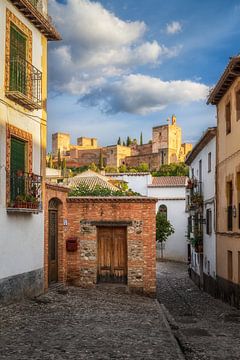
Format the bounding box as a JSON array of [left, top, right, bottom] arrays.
[[47, 0, 240, 150]]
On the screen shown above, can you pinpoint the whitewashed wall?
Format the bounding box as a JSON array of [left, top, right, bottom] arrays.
[[0, 0, 44, 283], [189, 136, 216, 278]]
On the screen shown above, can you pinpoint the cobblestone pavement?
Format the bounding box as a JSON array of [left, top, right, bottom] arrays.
[[157, 261, 240, 360], [0, 284, 183, 360]]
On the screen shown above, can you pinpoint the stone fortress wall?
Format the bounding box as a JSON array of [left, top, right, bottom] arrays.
[[51, 115, 192, 170]]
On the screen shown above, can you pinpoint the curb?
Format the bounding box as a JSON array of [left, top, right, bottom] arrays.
[[155, 300, 185, 360]]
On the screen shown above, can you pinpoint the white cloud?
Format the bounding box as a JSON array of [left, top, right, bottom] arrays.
[[166, 21, 182, 34], [81, 74, 209, 115], [49, 0, 181, 95]]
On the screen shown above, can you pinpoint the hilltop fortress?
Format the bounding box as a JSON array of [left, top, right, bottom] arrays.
[[51, 115, 192, 170]]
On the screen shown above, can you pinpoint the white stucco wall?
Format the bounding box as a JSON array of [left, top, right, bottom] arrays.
[[188, 136, 216, 278], [107, 173, 151, 196], [108, 173, 188, 262], [148, 186, 188, 262], [0, 0, 45, 280]]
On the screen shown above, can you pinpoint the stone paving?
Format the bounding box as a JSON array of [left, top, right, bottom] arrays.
[[0, 284, 183, 360], [157, 261, 240, 360]]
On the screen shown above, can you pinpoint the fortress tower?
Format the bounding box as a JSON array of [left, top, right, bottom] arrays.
[[152, 115, 182, 165]]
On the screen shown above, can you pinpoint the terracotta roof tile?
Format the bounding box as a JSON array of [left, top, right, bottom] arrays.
[[149, 176, 187, 187]]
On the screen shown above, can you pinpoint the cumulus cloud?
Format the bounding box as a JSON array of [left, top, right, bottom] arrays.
[[48, 0, 181, 94], [80, 74, 209, 115], [166, 21, 182, 34]]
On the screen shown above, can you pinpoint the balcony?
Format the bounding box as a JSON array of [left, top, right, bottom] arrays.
[[7, 171, 42, 213], [6, 56, 42, 111]]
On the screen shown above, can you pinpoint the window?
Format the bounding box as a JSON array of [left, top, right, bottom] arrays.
[[227, 250, 233, 281], [158, 204, 167, 219], [236, 90, 240, 121], [227, 181, 233, 231], [206, 209, 212, 235], [208, 152, 211, 173], [226, 102, 231, 134], [10, 24, 27, 94], [10, 137, 26, 201]]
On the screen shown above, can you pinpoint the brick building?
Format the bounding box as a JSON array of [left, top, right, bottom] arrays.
[[45, 184, 157, 296]]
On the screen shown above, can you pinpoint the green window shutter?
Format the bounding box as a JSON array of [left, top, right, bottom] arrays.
[[10, 137, 26, 174], [10, 137, 26, 201], [10, 25, 27, 93]]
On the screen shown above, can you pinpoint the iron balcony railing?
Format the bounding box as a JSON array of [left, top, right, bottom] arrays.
[[6, 55, 42, 110], [8, 171, 42, 212]]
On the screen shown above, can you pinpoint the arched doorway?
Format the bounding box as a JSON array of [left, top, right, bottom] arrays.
[[48, 198, 61, 284]]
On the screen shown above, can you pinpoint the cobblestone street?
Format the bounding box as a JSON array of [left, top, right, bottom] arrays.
[[0, 284, 183, 360], [157, 261, 240, 360]]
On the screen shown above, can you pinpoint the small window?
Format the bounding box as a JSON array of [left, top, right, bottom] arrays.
[[206, 209, 212, 235], [236, 90, 240, 121], [208, 152, 211, 173], [226, 102, 231, 134], [158, 204, 167, 219], [227, 250, 233, 281]]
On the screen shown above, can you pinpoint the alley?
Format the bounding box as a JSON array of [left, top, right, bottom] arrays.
[[0, 284, 183, 360], [157, 261, 240, 360]]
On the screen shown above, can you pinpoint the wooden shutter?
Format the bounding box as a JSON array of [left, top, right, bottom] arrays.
[[10, 137, 26, 174], [10, 25, 27, 93]]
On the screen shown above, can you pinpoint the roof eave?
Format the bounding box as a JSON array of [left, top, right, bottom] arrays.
[[207, 57, 240, 105], [9, 0, 61, 41], [185, 128, 216, 165]]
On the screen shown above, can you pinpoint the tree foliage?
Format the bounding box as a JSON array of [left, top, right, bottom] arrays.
[[140, 132, 143, 146], [57, 149, 61, 169], [153, 163, 189, 177], [117, 137, 121, 145], [69, 183, 140, 197], [156, 212, 175, 243]]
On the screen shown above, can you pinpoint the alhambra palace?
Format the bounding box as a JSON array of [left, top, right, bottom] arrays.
[[52, 115, 192, 170]]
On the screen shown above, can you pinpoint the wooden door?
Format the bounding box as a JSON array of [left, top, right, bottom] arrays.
[[48, 209, 58, 283], [98, 227, 127, 283]]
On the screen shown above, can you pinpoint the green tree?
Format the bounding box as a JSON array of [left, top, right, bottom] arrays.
[[88, 163, 98, 172], [156, 212, 174, 258], [153, 163, 189, 177], [123, 141, 126, 146], [126, 136, 132, 146], [61, 157, 66, 170], [105, 166, 118, 173], [119, 164, 127, 173], [140, 132, 143, 145], [57, 149, 61, 169], [48, 154, 53, 168], [117, 137, 121, 145], [138, 163, 149, 172], [99, 150, 104, 170]]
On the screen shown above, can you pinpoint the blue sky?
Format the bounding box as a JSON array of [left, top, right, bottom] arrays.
[[47, 0, 240, 150]]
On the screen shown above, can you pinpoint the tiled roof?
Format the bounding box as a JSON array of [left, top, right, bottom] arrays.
[[149, 176, 187, 187], [67, 170, 119, 191]]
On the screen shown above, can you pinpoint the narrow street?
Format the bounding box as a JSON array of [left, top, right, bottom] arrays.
[[0, 284, 183, 360], [157, 261, 240, 360]]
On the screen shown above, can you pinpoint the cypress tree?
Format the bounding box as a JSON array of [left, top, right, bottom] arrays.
[[117, 137, 121, 145], [57, 149, 61, 169], [140, 132, 143, 145]]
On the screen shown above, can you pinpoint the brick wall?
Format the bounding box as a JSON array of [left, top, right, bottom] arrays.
[[45, 190, 157, 296]]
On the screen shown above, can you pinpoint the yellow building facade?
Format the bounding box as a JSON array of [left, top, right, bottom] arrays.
[[208, 55, 240, 307]]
